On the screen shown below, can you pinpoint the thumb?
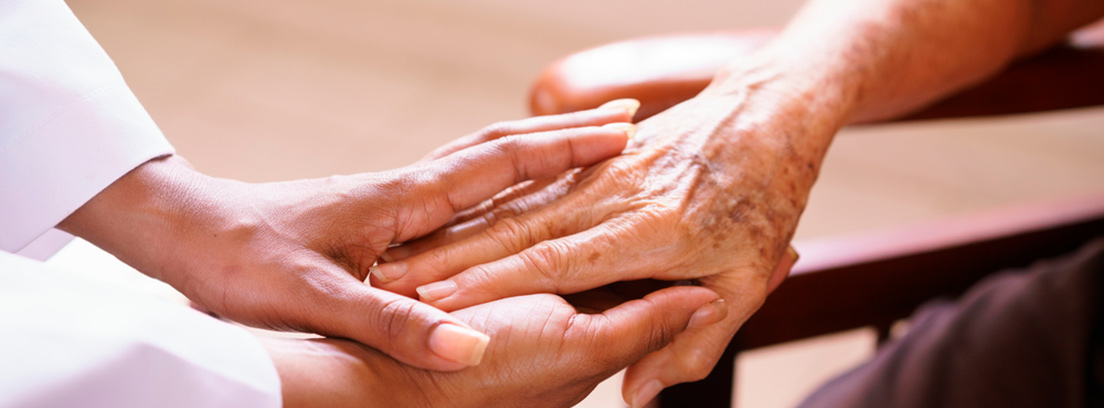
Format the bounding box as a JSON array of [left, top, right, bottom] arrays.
[[576, 286, 722, 376], [315, 283, 490, 371]]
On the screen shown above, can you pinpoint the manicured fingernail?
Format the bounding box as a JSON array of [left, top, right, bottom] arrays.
[[378, 251, 396, 263], [787, 245, 800, 262], [686, 299, 728, 330], [417, 280, 458, 301], [598, 98, 640, 119], [429, 323, 490, 366], [370, 263, 406, 283], [602, 122, 637, 139], [631, 380, 664, 408]]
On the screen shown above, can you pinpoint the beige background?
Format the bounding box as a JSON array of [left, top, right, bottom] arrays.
[[66, 0, 1104, 406]]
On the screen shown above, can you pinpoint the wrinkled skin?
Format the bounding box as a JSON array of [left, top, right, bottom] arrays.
[[59, 107, 636, 372], [374, 79, 838, 403], [268, 285, 724, 408]]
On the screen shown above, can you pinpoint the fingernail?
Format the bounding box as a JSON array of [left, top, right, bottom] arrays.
[[598, 98, 640, 119], [429, 323, 491, 366], [417, 280, 458, 301], [378, 251, 395, 263], [370, 263, 406, 283], [631, 380, 664, 408], [686, 299, 728, 330], [602, 122, 637, 140], [787, 245, 800, 262]]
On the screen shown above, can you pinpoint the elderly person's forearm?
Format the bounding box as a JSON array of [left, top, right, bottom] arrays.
[[710, 0, 1104, 125]]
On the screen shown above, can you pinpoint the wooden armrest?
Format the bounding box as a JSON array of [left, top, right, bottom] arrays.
[[532, 24, 1104, 122], [658, 194, 1104, 408], [743, 193, 1104, 349]]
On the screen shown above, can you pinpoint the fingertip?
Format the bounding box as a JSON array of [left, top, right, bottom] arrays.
[[768, 245, 799, 293], [601, 122, 636, 141], [628, 380, 663, 408], [569, 124, 631, 164], [685, 299, 728, 330], [428, 323, 491, 367], [597, 98, 641, 120], [369, 262, 406, 283], [642, 285, 721, 309], [416, 280, 458, 302], [622, 353, 672, 408]]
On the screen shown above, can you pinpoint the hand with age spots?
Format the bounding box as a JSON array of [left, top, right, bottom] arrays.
[[371, 89, 830, 405], [58, 106, 636, 374]]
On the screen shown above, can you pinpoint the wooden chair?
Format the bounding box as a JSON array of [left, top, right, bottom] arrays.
[[529, 25, 1104, 408]]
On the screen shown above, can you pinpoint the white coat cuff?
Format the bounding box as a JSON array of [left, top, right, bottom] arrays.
[[0, 84, 173, 252]]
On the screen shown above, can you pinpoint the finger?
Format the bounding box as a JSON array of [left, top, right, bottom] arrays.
[[298, 269, 494, 372], [421, 99, 640, 161], [410, 217, 680, 311], [621, 260, 790, 407], [369, 186, 614, 296], [620, 305, 739, 408], [768, 246, 799, 294], [381, 177, 558, 263], [568, 286, 723, 378], [390, 124, 631, 243], [381, 171, 577, 263], [440, 164, 581, 229]]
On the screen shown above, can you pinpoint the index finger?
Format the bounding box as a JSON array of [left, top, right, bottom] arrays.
[[422, 99, 640, 161], [396, 124, 633, 238]]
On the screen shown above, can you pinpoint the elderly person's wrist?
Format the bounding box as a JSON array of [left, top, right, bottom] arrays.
[[707, 48, 861, 127]]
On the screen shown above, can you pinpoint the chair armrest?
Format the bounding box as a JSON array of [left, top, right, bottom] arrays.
[[741, 193, 1104, 349], [532, 25, 1104, 122], [657, 194, 1104, 408]]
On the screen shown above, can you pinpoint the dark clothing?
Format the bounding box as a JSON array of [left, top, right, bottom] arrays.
[[799, 238, 1104, 408]]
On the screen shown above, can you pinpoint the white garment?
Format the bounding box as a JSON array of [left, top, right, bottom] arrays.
[[0, 0, 282, 406], [0, 0, 172, 252], [0, 251, 282, 408]]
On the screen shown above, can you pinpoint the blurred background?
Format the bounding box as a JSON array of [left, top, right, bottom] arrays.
[[64, 0, 1104, 406]]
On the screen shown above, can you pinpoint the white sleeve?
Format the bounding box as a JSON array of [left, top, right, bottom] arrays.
[[0, 251, 282, 408], [0, 0, 174, 252]]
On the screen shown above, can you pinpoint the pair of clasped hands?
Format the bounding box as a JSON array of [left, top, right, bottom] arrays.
[[62, 97, 800, 408]]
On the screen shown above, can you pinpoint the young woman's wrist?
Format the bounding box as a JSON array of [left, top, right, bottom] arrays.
[[261, 337, 441, 408], [57, 154, 218, 279]]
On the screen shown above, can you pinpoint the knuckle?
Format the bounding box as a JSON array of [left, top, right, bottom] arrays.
[[478, 121, 517, 141], [425, 246, 455, 273], [603, 158, 642, 182], [487, 217, 535, 253], [489, 135, 529, 181], [643, 326, 675, 355], [678, 351, 717, 382], [372, 297, 418, 346], [518, 242, 571, 291], [457, 264, 497, 292], [382, 170, 421, 194], [478, 209, 500, 228]]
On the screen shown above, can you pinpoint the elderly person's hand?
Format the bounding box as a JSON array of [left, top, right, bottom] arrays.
[[264, 284, 724, 408], [57, 106, 636, 372], [371, 71, 831, 404]]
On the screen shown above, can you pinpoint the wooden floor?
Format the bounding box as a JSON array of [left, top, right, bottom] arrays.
[[66, 0, 1104, 406]]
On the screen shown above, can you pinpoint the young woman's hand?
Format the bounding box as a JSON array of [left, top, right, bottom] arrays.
[[58, 106, 635, 372], [265, 284, 724, 408]]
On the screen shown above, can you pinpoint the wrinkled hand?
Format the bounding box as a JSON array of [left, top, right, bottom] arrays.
[[58, 106, 635, 372], [266, 284, 724, 408], [372, 92, 829, 403]]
